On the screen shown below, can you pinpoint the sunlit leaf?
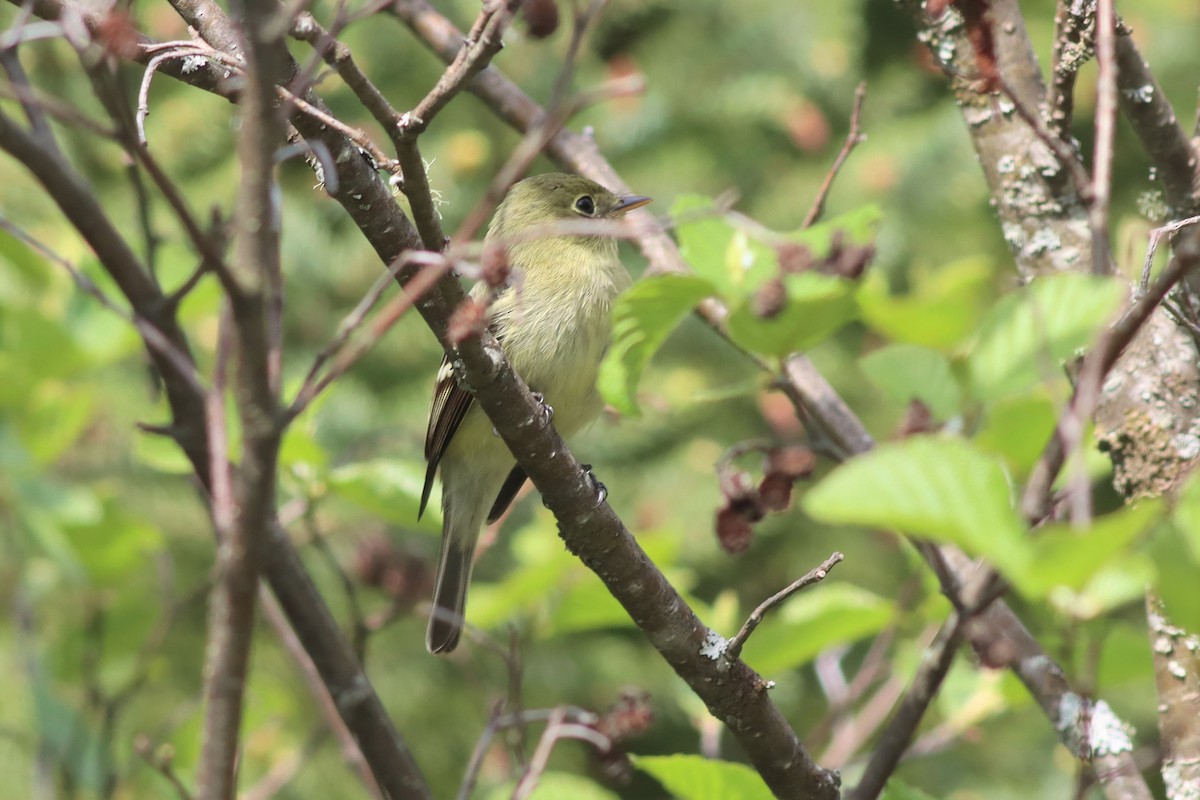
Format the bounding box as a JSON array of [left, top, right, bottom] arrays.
[[1046, 557, 1155, 620], [803, 435, 1028, 570], [1013, 501, 1163, 599], [967, 274, 1124, 400], [673, 194, 741, 297], [857, 258, 994, 350], [740, 583, 893, 676], [972, 391, 1057, 477], [599, 273, 716, 416], [726, 272, 857, 357], [634, 754, 773, 800]]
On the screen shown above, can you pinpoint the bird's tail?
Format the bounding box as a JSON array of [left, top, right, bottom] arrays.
[[426, 495, 486, 654]]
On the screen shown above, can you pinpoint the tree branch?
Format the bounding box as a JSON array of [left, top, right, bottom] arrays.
[[846, 615, 964, 800]]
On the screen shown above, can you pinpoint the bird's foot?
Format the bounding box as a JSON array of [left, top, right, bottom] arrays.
[[493, 393, 555, 437], [531, 391, 554, 424], [582, 463, 607, 506]]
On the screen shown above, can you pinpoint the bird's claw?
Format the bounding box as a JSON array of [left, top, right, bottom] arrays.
[[531, 391, 554, 424], [582, 463, 607, 506], [492, 392, 555, 437]]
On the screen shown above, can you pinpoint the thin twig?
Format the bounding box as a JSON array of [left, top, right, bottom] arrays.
[[1089, 0, 1117, 278], [846, 615, 965, 800], [0, 212, 207, 397], [258, 587, 385, 799], [1140, 215, 1200, 291], [457, 706, 601, 800], [511, 708, 612, 800], [286, 251, 452, 420], [450, 0, 611, 248], [1021, 222, 1200, 522], [134, 735, 196, 800], [802, 82, 867, 229], [726, 552, 845, 661]]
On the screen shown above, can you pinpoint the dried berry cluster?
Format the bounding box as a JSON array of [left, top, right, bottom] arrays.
[[715, 445, 816, 553], [753, 233, 876, 319]]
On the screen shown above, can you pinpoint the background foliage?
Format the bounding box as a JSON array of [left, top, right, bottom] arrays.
[[2, 0, 1199, 797]]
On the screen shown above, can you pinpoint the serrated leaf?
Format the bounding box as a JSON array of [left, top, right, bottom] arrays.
[[803, 436, 1028, 571], [857, 258, 994, 350], [726, 272, 857, 357], [327, 459, 440, 530], [968, 273, 1124, 400], [634, 754, 773, 800], [859, 344, 962, 419], [1013, 501, 1163, 598], [740, 583, 892, 675], [599, 273, 715, 416]]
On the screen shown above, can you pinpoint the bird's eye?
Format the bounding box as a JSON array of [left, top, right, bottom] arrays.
[[574, 195, 596, 215]]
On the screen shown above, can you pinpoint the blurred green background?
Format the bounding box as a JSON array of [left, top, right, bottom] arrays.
[[1, 0, 1198, 797]]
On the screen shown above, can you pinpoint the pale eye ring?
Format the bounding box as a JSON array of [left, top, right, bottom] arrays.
[[574, 195, 595, 215]]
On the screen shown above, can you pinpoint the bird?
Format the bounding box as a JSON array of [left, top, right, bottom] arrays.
[[419, 173, 651, 654]]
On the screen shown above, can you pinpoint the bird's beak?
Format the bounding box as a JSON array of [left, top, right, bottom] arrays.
[[611, 194, 652, 214]]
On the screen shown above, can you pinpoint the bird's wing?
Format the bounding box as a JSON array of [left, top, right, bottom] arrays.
[[419, 291, 516, 520], [419, 355, 474, 519], [487, 465, 528, 523]]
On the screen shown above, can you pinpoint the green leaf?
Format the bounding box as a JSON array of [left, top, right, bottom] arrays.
[[968, 274, 1124, 400], [634, 754, 773, 800], [673, 195, 742, 297], [726, 272, 857, 357], [1172, 468, 1200, 564], [972, 391, 1058, 477], [1047, 557, 1155, 620], [327, 459, 440, 530], [859, 344, 962, 419], [857, 258, 994, 350], [469, 559, 570, 629], [740, 583, 893, 676], [599, 274, 715, 416], [1012, 501, 1163, 598], [783, 204, 882, 250], [803, 436, 1028, 570]]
